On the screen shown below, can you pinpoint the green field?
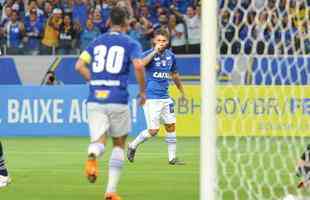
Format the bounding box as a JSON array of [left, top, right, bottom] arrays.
[[0, 137, 199, 200], [2, 136, 310, 200]]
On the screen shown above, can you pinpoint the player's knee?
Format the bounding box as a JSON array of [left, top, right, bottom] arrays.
[[148, 129, 159, 136], [112, 135, 127, 148], [165, 124, 175, 132]]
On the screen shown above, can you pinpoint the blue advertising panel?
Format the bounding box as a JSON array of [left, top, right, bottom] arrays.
[[0, 85, 146, 136]]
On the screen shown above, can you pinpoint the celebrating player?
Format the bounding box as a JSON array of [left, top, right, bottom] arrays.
[[127, 29, 185, 165], [0, 142, 11, 188], [296, 144, 310, 188], [75, 7, 145, 200]]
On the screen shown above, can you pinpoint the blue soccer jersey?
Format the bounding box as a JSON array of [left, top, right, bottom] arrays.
[[79, 31, 142, 104], [144, 48, 177, 99]]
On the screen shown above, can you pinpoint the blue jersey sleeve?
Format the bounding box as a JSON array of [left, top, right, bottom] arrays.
[[130, 40, 142, 60], [84, 40, 95, 58], [171, 54, 177, 72]]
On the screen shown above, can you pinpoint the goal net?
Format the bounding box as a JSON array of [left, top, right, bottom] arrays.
[[216, 0, 310, 199]]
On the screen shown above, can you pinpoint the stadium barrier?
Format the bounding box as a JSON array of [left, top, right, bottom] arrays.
[[0, 84, 200, 137]]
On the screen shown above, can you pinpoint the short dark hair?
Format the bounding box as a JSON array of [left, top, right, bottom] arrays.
[[110, 6, 129, 26], [153, 28, 170, 39]]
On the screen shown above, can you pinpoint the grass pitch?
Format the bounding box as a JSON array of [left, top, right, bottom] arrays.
[[3, 136, 309, 200], [0, 137, 199, 200]]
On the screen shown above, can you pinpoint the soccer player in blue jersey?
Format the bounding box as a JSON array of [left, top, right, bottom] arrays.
[[0, 142, 11, 188], [128, 29, 186, 165], [75, 6, 145, 200]]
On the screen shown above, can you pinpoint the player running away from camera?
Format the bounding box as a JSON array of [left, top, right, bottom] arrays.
[[128, 29, 185, 165], [75, 7, 145, 200], [296, 144, 310, 188], [0, 142, 11, 188]]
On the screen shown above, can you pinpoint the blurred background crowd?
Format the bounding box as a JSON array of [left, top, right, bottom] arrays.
[[219, 0, 309, 55], [0, 0, 308, 56], [0, 0, 201, 55]]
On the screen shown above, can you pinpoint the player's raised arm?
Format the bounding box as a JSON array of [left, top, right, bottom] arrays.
[[140, 44, 162, 67], [75, 51, 91, 81]]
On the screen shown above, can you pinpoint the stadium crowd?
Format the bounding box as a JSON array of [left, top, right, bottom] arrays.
[[219, 0, 309, 55], [0, 0, 201, 55]]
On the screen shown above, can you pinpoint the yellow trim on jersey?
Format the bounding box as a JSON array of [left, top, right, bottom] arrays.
[[80, 51, 92, 64]]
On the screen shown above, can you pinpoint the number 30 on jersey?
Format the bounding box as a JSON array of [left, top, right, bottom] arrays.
[[93, 45, 125, 74]]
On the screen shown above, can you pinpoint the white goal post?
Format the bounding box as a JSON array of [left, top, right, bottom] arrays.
[[201, 0, 218, 200]]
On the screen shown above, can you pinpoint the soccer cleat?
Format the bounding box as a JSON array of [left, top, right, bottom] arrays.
[[105, 192, 122, 200], [0, 175, 11, 188], [169, 158, 185, 165], [85, 154, 99, 183], [127, 146, 136, 163]]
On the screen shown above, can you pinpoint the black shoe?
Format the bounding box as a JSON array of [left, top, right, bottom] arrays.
[[298, 181, 304, 188], [169, 158, 185, 165], [127, 146, 136, 163]]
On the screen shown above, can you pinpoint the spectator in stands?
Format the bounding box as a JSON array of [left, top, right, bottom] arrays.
[[58, 14, 76, 55], [128, 17, 141, 41], [227, 0, 238, 11], [139, 5, 157, 25], [277, 0, 286, 13], [252, 8, 269, 54], [25, 0, 44, 19], [148, 0, 172, 8], [170, 0, 193, 14], [43, 1, 54, 19], [153, 5, 167, 25], [242, 9, 256, 54], [171, 5, 201, 54], [299, 21, 309, 54], [98, 0, 112, 27], [41, 8, 63, 54], [36, 0, 45, 11], [156, 14, 169, 31], [115, 0, 134, 17], [219, 9, 231, 54], [93, 8, 106, 33], [0, 0, 202, 55], [280, 12, 297, 54], [62, 0, 74, 15], [4, 10, 25, 55], [80, 18, 100, 51], [24, 8, 44, 55], [231, 8, 243, 54], [169, 13, 186, 54], [137, 16, 153, 50], [51, 0, 63, 9], [1, 0, 14, 21], [72, 0, 88, 29], [241, 0, 251, 9], [0, 6, 11, 51], [0, 6, 11, 26]]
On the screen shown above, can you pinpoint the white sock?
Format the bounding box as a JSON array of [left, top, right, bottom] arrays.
[[88, 143, 105, 158], [106, 147, 124, 193], [129, 129, 152, 149], [166, 132, 176, 162]]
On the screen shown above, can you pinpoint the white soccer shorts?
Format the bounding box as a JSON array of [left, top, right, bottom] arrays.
[[143, 98, 176, 130], [87, 102, 131, 142]]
